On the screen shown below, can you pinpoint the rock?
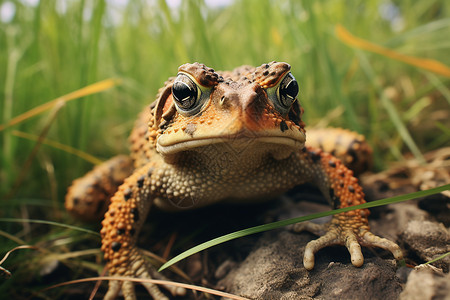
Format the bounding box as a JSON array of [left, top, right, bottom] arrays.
[[368, 201, 429, 243], [312, 259, 402, 300], [418, 194, 450, 226], [399, 265, 450, 300], [219, 231, 318, 300], [219, 230, 402, 300], [401, 220, 450, 272]]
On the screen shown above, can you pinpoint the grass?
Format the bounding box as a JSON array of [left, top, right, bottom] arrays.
[[0, 0, 449, 298]]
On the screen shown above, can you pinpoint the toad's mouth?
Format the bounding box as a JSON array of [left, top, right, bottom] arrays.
[[156, 132, 305, 157]]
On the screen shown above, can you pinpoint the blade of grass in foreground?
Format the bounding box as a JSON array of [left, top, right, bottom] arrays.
[[159, 184, 450, 271], [43, 276, 249, 300]]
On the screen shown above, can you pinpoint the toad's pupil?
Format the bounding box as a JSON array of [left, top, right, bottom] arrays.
[[173, 81, 195, 104], [284, 79, 298, 99]]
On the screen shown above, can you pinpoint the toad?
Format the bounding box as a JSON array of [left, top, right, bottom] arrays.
[[66, 62, 403, 299]]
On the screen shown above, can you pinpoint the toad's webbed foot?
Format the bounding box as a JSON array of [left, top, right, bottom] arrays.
[[291, 218, 403, 270], [293, 147, 403, 270]]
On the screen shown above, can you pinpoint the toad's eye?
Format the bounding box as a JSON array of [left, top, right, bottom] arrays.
[[278, 73, 299, 108], [172, 74, 198, 110]]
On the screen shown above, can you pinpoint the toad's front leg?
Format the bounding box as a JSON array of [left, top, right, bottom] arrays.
[[292, 147, 403, 270], [100, 164, 185, 300]]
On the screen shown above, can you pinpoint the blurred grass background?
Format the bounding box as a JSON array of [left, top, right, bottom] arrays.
[[0, 0, 449, 298]]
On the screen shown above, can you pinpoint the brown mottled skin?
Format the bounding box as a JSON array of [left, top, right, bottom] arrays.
[[66, 62, 403, 299]]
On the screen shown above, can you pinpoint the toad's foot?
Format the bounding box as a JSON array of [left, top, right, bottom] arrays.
[[291, 218, 403, 270], [104, 249, 186, 300]]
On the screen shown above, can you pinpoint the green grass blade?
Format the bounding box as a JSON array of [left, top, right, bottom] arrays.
[[159, 184, 450, 271], [357, 51, 426, 163], [0, 218, 100, 236], [424, 252, 450, 265], [425, 73, 450, 105], [379, 91, 426, 163]]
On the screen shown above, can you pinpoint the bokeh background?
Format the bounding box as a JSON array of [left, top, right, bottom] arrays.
[[0, 0, 449, 298]]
